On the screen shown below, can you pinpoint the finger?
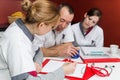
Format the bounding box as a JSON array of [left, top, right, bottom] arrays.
[[65, 46, 79, 56], [70, 46, 80, 53], [73, 62, 77, 65], [71, 46, 79, 50], [71, 48, 78, 54], [67, 52, 73, 57], [66, 50, 77, 57], [70, 49, 79, 57], [70, 51, 76, 57], [63, 62, 70, 66], [70, 62, 77, 68]]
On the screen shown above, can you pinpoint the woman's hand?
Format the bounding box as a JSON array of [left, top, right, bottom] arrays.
[[62, 62, 77, 75], [34, 62, 42, 73]]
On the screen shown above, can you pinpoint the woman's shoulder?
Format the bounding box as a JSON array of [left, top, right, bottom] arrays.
[[94, 25, 103, 33]]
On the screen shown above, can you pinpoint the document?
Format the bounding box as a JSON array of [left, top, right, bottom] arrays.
[[41, 60, 86, 78]]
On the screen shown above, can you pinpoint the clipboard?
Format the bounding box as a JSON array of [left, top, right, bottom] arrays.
[[41, 59, 86, 80]]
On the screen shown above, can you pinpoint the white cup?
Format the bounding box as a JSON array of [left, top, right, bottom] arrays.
[[110, 44, 119, 54]]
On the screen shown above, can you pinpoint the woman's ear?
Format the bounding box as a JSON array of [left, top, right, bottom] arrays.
[[38, 22, 45, 28], [84, 12, 87, 18]]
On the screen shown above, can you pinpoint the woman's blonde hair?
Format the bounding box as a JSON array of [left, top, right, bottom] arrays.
[[21, 0, 59, 25]]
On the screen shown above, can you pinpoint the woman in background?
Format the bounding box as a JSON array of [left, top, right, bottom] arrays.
[[71, 8, 104, 47], [0, 0, 76, 80]]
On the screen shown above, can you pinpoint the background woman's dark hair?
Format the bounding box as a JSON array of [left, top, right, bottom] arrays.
[[58, 3, 74, 14], [87, 8, 102, 18]]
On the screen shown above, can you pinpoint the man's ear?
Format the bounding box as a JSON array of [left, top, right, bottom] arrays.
[[84, 12, 87, 18]]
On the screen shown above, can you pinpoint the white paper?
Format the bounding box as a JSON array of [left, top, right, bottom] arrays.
[[42, 60, 64, 72], [41, 60, 86, 78], [67, 63, 86, 78]]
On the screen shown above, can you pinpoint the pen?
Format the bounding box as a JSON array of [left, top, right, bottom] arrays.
[[62, 34, 65, 39], [91, 40, 96, 47], [60, 34, 65, 44]]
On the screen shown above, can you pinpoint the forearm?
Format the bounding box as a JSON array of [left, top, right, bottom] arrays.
[[26, 68, 65, 80], [33, 48, 43, 65], [41, 47, 59, 57], [41, 42, 74, 57], [12, 67, 64, 80]]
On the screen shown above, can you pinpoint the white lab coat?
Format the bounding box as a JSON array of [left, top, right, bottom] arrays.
[[71, 22, 104, 47], [0, 19, 65, 80], [33, 30, 55, 48], [33, 24, 74, 48], [0, 45, 11, 80], [0, 22, 36, 78], [55, 24, 74, 45]]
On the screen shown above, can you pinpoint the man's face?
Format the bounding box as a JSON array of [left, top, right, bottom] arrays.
[[55, 7, 74, 32]]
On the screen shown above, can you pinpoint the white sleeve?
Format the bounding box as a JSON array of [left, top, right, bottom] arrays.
[[62, 24, 74, 43], [26, 67, 65, 80], [32, 34, 45, 51], [96, 27, 104, 47], [5, 36, 36, 77]]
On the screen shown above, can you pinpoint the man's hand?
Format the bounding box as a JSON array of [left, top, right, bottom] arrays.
[[57, 43, 79, 57], [41, 43, 79, 57]]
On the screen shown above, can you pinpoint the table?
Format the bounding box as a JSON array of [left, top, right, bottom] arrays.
[[43, 47, 120, 80]]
